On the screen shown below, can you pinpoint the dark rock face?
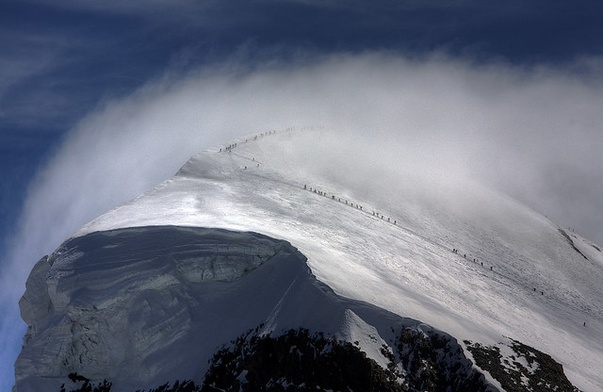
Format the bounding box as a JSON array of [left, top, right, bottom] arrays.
[[465, 338, 581, 392], [394, 327, 493, 392], [202, 327, 404, 392], [201, 325, 495, 392]]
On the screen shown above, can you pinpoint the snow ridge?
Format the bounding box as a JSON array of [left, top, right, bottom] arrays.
[[15, 127, 603, 391]]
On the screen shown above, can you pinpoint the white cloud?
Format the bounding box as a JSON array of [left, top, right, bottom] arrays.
[[1, 51, 602, 390]]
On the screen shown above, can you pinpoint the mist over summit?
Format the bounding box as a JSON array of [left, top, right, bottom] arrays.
[[14, 128, 603, 391]]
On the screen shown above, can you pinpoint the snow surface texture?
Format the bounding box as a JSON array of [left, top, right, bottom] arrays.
[[16, 127, 603, 391]]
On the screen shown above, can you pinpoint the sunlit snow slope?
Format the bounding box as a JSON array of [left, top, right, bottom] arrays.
[[17, 127, 603, 391]]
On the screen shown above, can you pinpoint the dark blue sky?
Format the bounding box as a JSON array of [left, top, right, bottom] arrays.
[[1, 1, 602, 389]]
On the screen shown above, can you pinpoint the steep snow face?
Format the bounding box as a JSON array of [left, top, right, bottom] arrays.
[[17, 128, 603, 391]]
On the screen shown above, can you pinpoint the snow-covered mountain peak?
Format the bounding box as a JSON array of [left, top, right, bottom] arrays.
[[15, 127, 603, 391]]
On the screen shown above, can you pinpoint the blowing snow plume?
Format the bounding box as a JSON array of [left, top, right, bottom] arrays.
[[1, 52, 603, 390]]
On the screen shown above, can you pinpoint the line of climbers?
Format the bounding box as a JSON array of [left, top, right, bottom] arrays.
[[371, 210, 396, 225], [304, 181, 552, 305], [304, 178, 587, 327], [302, 180, 585, 326], [451, 248, 550, 298], [304, 181, 554, 306], [221, 142, 238, 153], [303, 184, 397, 226], [219, 130, 276, 153], [452, 248, 494, 271], [452, 248, 489, 267], [219, 127, 302, 153]]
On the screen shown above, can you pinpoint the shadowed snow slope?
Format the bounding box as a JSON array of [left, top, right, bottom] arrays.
[[15, 128, 603, 391]]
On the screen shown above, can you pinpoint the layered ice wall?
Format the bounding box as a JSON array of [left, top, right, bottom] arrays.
[[16, 227, 306, 391]]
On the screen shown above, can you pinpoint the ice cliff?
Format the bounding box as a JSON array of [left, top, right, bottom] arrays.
[[16, 227, 301, 390]]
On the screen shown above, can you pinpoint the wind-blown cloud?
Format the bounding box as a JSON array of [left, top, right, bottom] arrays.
[[1, 52, 602, 390]]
